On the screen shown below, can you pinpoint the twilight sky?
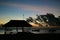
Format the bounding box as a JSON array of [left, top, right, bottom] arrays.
[[0, 0, 60, 24]]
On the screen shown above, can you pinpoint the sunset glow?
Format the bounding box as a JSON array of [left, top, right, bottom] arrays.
[[29, 22, 39, 28], [0, 0, 60, 24]]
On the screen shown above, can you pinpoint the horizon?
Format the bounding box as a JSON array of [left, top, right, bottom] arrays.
[[0, 0, 60, 24]]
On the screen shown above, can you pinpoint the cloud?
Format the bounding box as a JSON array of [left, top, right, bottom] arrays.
[[0, 2, 59, 15], [0, 2, 60, 24]]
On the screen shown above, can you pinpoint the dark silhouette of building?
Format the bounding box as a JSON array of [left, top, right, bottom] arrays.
[[3, 20, 33, 34], [3, 20, 32, 27]]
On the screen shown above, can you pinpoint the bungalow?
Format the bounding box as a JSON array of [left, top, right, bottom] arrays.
[[3, 20, 33, 34]]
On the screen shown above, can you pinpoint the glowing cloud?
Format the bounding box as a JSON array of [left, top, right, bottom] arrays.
[[0, 2, 59, 15]]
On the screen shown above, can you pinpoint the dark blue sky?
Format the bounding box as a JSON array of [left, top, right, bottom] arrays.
[[0, 0, 60, 24]]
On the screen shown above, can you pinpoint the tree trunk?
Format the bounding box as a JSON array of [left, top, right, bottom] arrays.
[[16, 27, 18, 33], [22, 27, 24, 32], [4, 27, 6, 34]]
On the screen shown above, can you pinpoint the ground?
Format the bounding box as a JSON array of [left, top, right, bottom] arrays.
[[0, 32, 60, 40]]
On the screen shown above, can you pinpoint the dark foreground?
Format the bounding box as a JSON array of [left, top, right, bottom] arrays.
[[0, 32, 60, 40]]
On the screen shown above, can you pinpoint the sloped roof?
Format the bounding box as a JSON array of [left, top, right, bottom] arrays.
[[3, 20, 32, 27]]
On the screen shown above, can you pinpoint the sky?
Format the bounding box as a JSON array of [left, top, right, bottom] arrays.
[[0, 0, 60, 24]]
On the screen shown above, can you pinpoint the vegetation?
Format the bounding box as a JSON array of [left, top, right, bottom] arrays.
[[0, 24, 3, 27], [26, 13, 60, 27]]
